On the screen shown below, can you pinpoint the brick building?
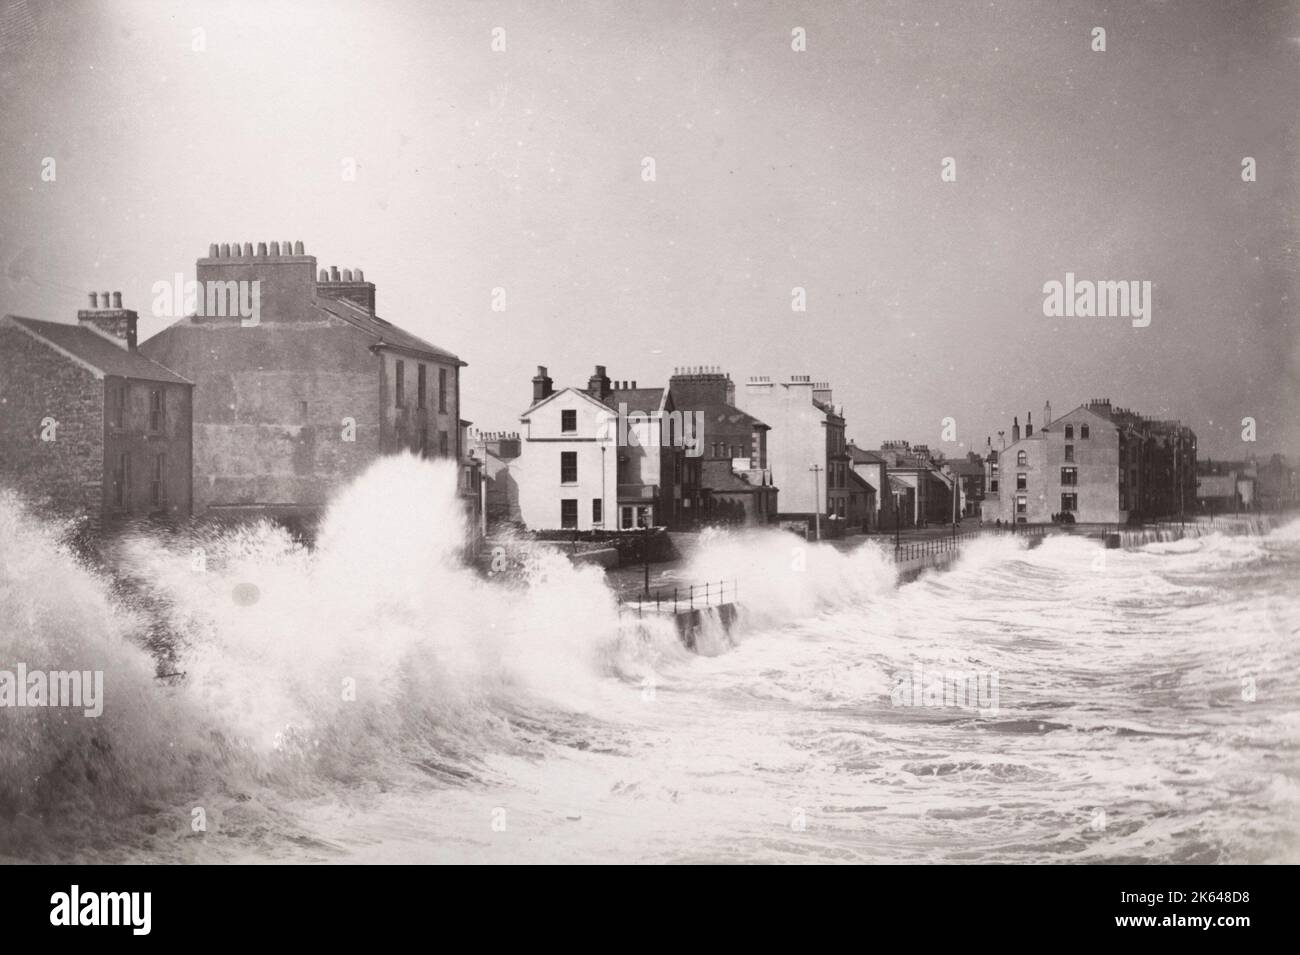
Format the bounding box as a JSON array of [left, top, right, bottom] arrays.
[[667, 366, 776, 526], [139, 241, 466, 521], [0, 293, 193, 521]]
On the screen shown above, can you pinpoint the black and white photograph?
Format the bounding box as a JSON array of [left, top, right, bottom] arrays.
[[0, 0, 1297, 907]]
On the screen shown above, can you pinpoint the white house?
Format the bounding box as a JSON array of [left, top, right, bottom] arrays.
[[515, 365, 682, 531]]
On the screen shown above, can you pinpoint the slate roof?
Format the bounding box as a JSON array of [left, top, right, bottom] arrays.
[[313, 296, 465, 365], [4, 315, 191, 384]]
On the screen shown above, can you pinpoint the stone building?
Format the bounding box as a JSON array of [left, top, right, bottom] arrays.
[[986, 399, 1197, 524], [139, 241, 466, 522], [0, 293, 193, 521]]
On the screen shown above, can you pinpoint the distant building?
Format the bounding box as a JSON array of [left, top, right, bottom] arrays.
[[1255, 454, 1299, 510], [740, 375, 850, 535], [472, 430, 523, 527], [515, 365, 683, 531], [0, 294, 193, 522], [139, 241, 468, 524], [846, 442, 889, 532], [846, 468, 877, 533], [949, 450, 989, 519], [1196, 459, 1255, 513], [667, 366, 777, 526], [876, 440, 954, 527], [986, 399, 1197, 524]]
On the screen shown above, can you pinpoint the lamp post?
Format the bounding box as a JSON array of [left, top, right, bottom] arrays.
[[952, 471, 957, 541], [895, 491, 901, 553], [642, 516, 650, 598], [809, 464, 824, 541]]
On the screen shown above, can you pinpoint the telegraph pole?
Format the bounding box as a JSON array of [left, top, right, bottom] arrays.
[[809, 464, 824, 541]]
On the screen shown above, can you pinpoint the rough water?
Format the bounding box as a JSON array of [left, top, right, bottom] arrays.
[[2, 456, 1297, 864]]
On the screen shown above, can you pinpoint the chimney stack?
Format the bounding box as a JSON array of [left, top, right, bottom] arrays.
[[587, 364, 612, 401], [1026, 411, 1033, 438], [531, 365, 554, 403], [77, 290, 138, 351], [1012, 416, 1020, 443], [1044, 401, 1052, 428]]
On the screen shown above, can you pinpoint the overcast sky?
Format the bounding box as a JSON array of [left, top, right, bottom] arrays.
[[2, 0, 1297, 459]]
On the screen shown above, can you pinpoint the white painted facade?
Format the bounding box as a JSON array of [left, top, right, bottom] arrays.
[[516, 388, 619, 531]]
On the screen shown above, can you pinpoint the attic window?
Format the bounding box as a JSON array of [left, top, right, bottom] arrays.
[[1081, 424, 1090, 439]]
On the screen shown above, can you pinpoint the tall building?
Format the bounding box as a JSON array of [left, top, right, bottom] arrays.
[[740, 374, 849, 532], [667, 366, 777, 526], [139, 241, 467, 522], [986, 398, 1196, 524], [0, 294, 193, 522]]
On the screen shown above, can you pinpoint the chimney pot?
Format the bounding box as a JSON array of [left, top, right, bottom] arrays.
[[88, 292, 98, 308], [112, 291, 122, 308], [243, 242, 254, 257], [101, 290, 110, 306], [342, 269, 353, 282], [330, 266, 340, 281], [219, 243, 230, 257], [355, 269, 363, 282], [319, 269, 329, 282], [208, 243, 219, 257], [257, 242, 268, 256], [270, 241, 281, 256], [294, 240, 304, 254]]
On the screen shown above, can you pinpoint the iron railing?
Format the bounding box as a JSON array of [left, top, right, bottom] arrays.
[[617, 578, 738, 617]]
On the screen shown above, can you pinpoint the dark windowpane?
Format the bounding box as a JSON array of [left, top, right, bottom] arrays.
[[417, 364, 427, 408], [561, 409, 577, 433], [560, 499, 578, 529], [560, 451, 577, 483], [149, 389, 163, 432]]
